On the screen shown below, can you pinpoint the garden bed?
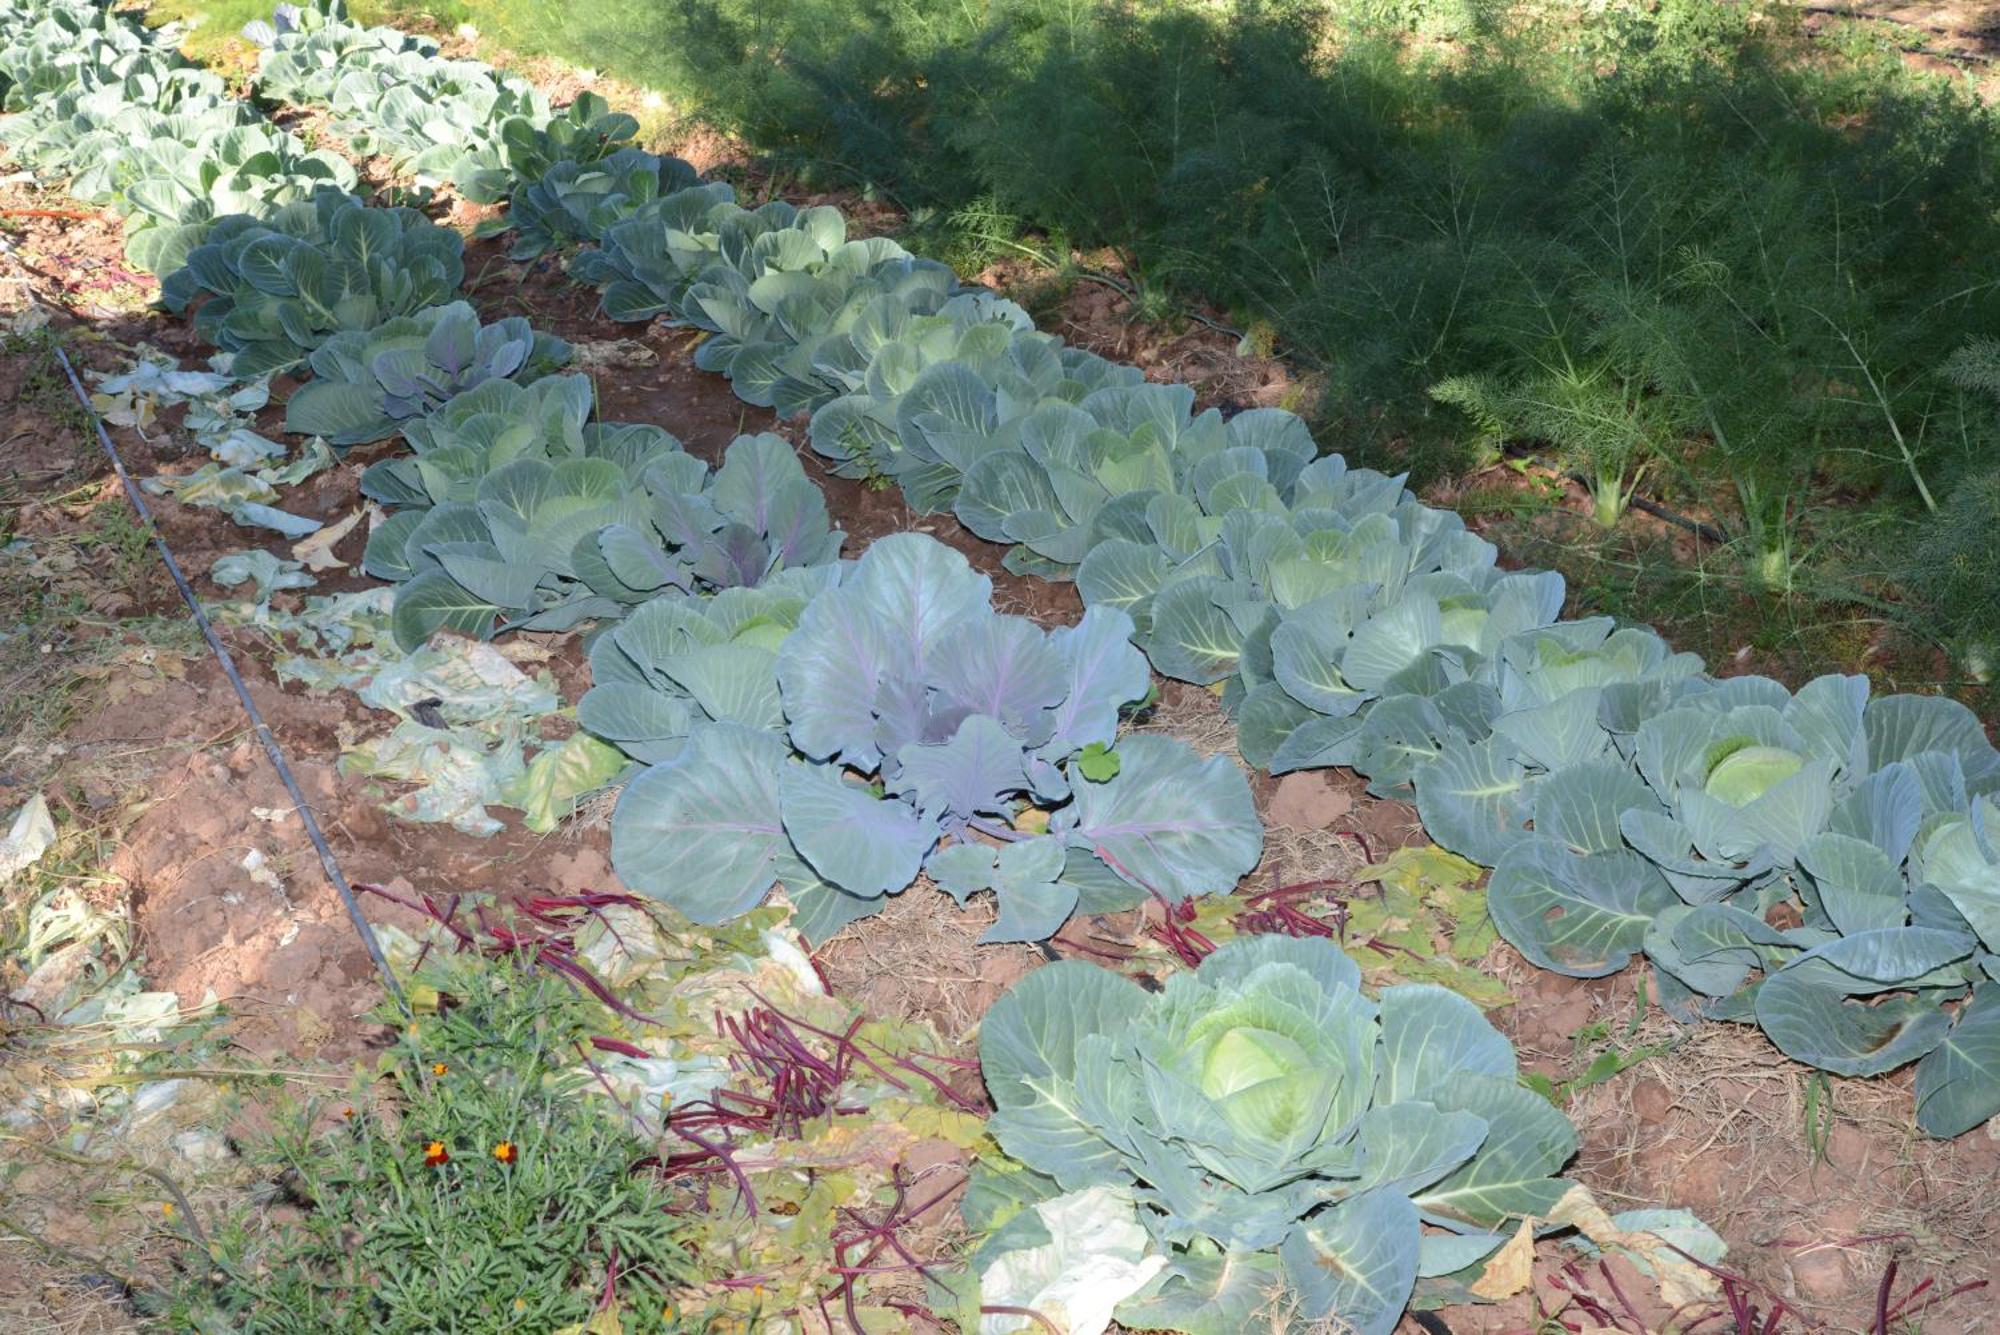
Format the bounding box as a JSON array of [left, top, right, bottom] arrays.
[[2, 3, 1997, 1332]]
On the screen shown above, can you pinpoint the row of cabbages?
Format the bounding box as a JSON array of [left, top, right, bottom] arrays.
[[9, 0, 1276, 1087], [445, 75, 2000, 1143], [0, 0, 355, 274], [0, 0, 641, 276], [243, 0, 636, 204], [224, 2, 1998, 1315]]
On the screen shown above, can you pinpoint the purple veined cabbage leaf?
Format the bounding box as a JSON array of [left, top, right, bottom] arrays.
[[601, 533, 1260, 942], [284, 300, 571, 446], [365, 419, 844, 653]]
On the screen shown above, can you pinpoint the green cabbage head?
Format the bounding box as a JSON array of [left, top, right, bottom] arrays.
[[977, 935, 1576, 1335], [1702, 742, 1806, 807]]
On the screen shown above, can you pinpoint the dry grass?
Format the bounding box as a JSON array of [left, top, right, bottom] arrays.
[[0, 1251, 139, 1335], [811, 881, 1042, 1043], [0, 1019, 281, 1335], [1259, 822, 1370, 890], [569, 781, 621, 835], [1538, 984, 2000, 1334], [1133, 679, 1239, 761]]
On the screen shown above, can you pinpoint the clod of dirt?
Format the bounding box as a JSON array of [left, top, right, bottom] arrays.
[[1630, 1076, 1675, 1124], [1266, 771, 1353, 830]]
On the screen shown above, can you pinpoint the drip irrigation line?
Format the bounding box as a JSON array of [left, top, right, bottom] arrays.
[[1558, 470, 1733, 545], [47, 333, 411, 1019]]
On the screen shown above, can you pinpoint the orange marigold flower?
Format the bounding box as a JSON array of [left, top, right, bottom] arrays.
[[431, 1062, 449, 1076], [423, 1140, 449, 1167], [492, 1141, 517, 1165], [161, 1202, 175, 1219]]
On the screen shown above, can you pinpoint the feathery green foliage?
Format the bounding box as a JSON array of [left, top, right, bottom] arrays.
[[458, 0, 2000, 635]]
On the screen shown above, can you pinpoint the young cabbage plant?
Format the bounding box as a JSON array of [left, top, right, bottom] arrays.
[[581, 191, 984, 416], [248, 1, 557, 196], [283, 301, 572, 446], [486, 148, 701, 261], [244, 0, 423, 105], [807, 297, 1108, 511], [332, 55, 549, 189], [0, 2, 222, 148], [16, 82, 359, 278], [455, 90, 644, 205], [963, 395, 1316, 572], [602, 533, 1261, 944], [974, 934, 1577, 1335], [367, 430, 843, 652], [358, 375, 676, 510], [160, 189, 464, 378]]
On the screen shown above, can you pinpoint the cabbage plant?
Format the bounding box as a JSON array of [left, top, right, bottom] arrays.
[[358, 375, 676, 510], [0, 2, 231, 204], [1458, 672, 2000, 1136], [103, 121, 357, 276], [453, 90, 643, 205], [563, 177, 736, 311], [976, 935, 1577, 1334], [245, 0, 424, 106], [327, 52, 548, 187], [806, 294, 1112, 511], [574, 191, 988, 414], [603, 533, 1261, 943], [0, 1, 212, 121], [283, 301, 571, 445], [248, 1, 556, 196], [0, 2, 358, 276], [815, 341, 1306, 549], [488, 148, 701, 261], [367, 428, 842, 652], [580, 574, 831, 759], [160, 189, 463, 377]]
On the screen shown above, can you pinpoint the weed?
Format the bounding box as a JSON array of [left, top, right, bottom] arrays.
[[1803, 1071, 1835, 1167], [3, 328, 93, 435], [78, 502, 155, 596], [1518, 978, 1670, 1106], [153, 963, 708, 1333]]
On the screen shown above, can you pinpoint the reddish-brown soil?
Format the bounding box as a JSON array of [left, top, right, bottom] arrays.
[[1484, 961, 2000, 1335]]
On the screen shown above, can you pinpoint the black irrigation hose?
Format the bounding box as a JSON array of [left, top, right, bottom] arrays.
[[47, 334, 411, 1018], [1558, 470, 1733, 545]]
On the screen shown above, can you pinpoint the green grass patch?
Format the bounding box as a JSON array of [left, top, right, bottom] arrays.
[[144, 0, 457, 59], [155, 965, 708, 1333]]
